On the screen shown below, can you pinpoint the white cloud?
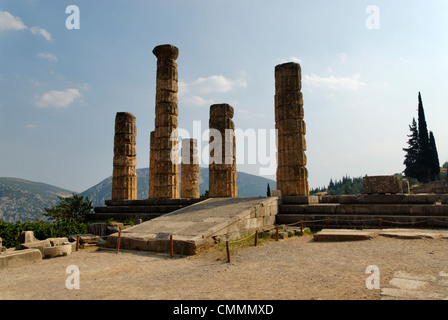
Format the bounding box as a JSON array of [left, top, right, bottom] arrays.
[[0, 11, 27, 31], [35, 89, 82, 108], [181, 94, 214, 107], [180, 75, 247, 95], [30, 26, 52, 41], [37, 52, 57, 61], [29, 78, 41, 87], [179, 74, 247, 107], [338, 52, 347, 62], [25, 124, 36, 129], [303, 73, 366, 90]]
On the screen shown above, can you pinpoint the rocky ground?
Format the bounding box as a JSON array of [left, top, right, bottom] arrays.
[[1, 230, 448, 302]]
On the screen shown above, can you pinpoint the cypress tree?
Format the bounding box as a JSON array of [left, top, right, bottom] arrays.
[[403, 118, 421, 179], [429, 131, 440, 181], [266, 183, 271, 197], [417, 92, 431, 183]]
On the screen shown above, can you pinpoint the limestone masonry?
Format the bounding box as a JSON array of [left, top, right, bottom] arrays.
[[275, 62, 309, 196], [151, 44, 180, 199], [112, 112, 137, 200], [209, 104, 238, 198], [181, 138, 200, 199]]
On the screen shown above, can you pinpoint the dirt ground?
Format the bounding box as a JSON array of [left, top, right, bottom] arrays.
[[1, 233, 448, 301]]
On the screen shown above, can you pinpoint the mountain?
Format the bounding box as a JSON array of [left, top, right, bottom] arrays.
[[0, 169, 276, 222], [80, 167, 277, 207], [0, 177, 74, 223]]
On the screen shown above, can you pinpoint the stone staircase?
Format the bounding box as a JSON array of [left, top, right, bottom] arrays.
[[276, 194, 448, 229]]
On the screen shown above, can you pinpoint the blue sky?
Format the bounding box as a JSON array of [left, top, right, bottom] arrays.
[[0, 0, 447, 192]]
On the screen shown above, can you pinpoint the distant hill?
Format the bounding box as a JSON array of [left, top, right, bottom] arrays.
[[80, 167, 276, 207], [0, 169, 276, 222], [0, 177, 74, 223]]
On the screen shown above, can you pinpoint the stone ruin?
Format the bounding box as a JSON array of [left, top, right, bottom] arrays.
[[151, 44, 180, 199], [109, 44, 313, 203], [275, 62, 309, 197], [181, 138, 200, 198], [209, 104, 238, 198], [112, 112, 137, 200], [110, 44, 251, 202]]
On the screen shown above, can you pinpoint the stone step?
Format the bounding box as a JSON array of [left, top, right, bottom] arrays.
[[276, 214, 448, 229], [104, 198, 202, 206], [278, 204, 448, 216], [94, 205, 184, 214], [91, 212, 167, 221]]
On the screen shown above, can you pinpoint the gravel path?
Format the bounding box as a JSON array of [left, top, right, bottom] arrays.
[[1, 233, 448, 300]]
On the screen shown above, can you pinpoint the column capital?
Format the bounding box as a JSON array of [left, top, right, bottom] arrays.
[[153, 44, 179, 60]]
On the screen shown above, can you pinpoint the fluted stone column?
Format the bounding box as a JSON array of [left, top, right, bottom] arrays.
[[148, 130, 155, 199], [181, 138, 200, 199], [112, 112, 137, 200], [209, 104, 237, 198], [275, 62, 309, 196], [152, 44, 180, 198]]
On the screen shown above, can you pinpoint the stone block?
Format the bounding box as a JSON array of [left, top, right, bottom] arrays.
[[363, 175, 403, 194], [210, 104, 234, 119], [313, 229, 375, 242], [275, 91, 303, 109], [277, 133, 306, 151], [20, 239, 50, 253], [0, 249, 42, 270], [275, 62, 301, 92], [441, 194, 448, 204], [18, 231, 37, 244], [402, 179, 410, 194], [153, 44, 179, 60], [43, 244, 72, 259], [275, 104, 304, 121]]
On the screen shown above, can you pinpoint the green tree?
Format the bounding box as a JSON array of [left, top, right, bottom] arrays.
[[266, 183, 271, 197], [403, 118, 421, 179], [43, 194, 93, 223], [403, 92, 439, 183], [429, 131, 440, 181], [417, 92, 432, 183]]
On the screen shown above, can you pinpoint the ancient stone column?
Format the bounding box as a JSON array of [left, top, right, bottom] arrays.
[[181, 138, 200, 199], [209, 104, 237, 197], [275, 62, 309, 196], [112, 112, 137, 200], [152, 44, 180, 198], [148, 130, 155, 198]]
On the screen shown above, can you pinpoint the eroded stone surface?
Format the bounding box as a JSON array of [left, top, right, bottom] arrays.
[[209, 104, 237, 198], [112, 112, 137, 200], [151, 44, 180, 199], [181, 138, 200, 199], [275, 62, 309, 196]]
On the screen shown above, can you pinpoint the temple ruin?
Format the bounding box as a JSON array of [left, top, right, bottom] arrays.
[[275, 62, 309, 196], [208, 104, 238, 198], [181, 138, 200, 199], [112, 112, 137, 200], [151, 44, 180, 199]]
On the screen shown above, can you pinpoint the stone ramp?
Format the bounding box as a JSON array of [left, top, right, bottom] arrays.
[[105, 197, 278, 255]]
